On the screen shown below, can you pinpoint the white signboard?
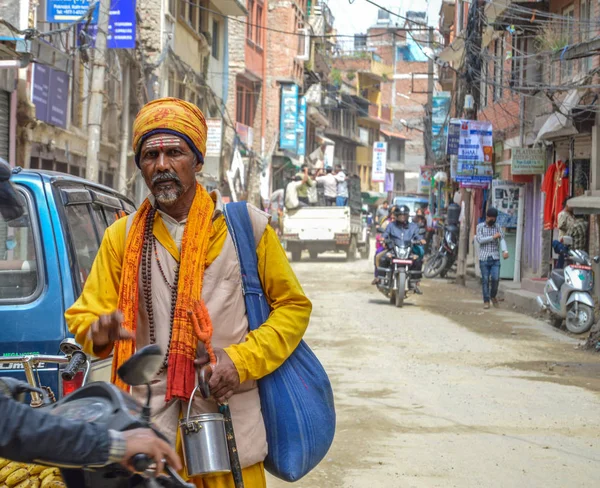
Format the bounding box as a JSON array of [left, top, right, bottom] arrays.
[[372, 141, 387, 183], [205, 119, 223, 158], [324, 144, 335, 168]]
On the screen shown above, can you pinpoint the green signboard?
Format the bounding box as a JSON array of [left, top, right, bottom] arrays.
[[511, 147, 545, 175]]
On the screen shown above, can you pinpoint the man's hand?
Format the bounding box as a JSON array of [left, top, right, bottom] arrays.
[[195, 346, 240, 403], [90, 311, 133, 350], [420, 239, 427, 245], [503, 251, 509, 260], [493, 233, 502, 239], [121, 428, 181, 473]]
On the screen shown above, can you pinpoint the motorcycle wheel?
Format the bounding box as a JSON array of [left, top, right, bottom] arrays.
[[565, 303, 595, 334], [395, 272, 405, 308], [424, 252, 448, 279]]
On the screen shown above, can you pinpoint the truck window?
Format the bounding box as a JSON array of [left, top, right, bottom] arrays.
[[64, 204, 100, 288], [0, 190, 41, 302]]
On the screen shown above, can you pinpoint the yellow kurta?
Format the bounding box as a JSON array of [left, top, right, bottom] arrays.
[[65, 205, 312, 487]]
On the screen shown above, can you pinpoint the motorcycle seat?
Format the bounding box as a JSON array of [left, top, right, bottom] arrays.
[[551, 268, 565, 288]]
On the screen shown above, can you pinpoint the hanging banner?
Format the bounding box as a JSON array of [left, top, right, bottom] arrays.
[[297, 96, 307, 156], [431, 92, 451, 160], [384, 172, 395, 192], [279, 84, 299, 151], [456, 120, 493, 187], [418, 165, 433, 194], [32, 64, 69, 128], [372, 141, 387, 183], [511, 147, 545, 175], [492, 180, 523, 228]]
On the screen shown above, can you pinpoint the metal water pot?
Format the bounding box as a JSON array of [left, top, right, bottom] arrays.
[[179, 385, 231, 476]]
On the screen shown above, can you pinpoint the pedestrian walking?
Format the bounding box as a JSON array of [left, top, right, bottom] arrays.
[[476, 207, 509, 309]]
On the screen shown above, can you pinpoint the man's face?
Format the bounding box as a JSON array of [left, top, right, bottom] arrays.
[[486, 216, 496, 226], [139, 134, 201, 206], [396, 213, 408, 224]]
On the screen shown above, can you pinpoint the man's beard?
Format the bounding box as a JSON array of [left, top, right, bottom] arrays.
[[151, 172, 184, 205]]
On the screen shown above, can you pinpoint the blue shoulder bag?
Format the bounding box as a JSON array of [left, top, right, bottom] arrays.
[[223, 202, 336, 482]]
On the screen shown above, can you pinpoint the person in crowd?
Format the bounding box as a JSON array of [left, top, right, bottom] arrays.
[[306, 168, 319, 206], [568, 216, 588, 251], [285, 172, 310, 210], [333, 165, 348, 206], [316, 167, 338, 206], [376, 201, 390, 225], [476, 207, 509, 310], [297, 165, 316, 206], [64, 97, 312, 487], [557, 199, 575, 240], [268, 188, 284, 236]]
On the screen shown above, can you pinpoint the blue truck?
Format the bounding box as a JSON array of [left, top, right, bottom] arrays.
[[0, 168, 135, 399]]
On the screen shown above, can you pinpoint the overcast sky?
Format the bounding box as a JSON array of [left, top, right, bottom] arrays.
[[327, 0, 443, 36]]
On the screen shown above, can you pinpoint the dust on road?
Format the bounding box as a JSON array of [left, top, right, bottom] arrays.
[[267, 252, 600, 488]]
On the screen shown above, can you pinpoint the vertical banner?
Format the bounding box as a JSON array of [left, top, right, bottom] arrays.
[[455, 120, 493, 187], [431, 92, 452, 160], [279, 84, 299, 151], [372, 141, 387, 183], [205, 119, 223, 157], [446, 118, 460, 156], [297, 96, 307, 156], [384, 172, 395, 192]]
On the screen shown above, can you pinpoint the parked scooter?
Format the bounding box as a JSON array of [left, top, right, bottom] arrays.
[[536, 236, 599, 334], [376, 234, 422, 308], [423, 223, 459, 279]]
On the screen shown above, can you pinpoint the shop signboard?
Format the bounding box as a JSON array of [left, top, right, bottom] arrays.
[[511, 147, 545, 175], [205, 119, 223, 158], [75, 0, 137, 49], [446, 119, 460, 156], [279, 84, 299, 151], [418, 165, 433, 194], [372, 141, 387, 183], [456, 120, 493, 187], [32, 64, 68, 129], [297, 96, 307, 156], [431, 91, 451, 159]]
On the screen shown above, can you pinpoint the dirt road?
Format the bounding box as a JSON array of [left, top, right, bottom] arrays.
[[267, 252, 600, 488]]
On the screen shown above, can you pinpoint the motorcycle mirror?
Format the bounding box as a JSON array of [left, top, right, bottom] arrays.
[[117, 344, 163, 386], [0, 377, 45, 403], [594, 256, 600, 264], [59, 338, 82, 356]]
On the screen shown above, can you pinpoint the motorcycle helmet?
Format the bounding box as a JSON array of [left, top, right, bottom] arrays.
[[394, 205, 410, 216]]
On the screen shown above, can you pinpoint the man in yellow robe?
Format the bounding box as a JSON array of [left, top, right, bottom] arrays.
[[65, 98, 312, 487]]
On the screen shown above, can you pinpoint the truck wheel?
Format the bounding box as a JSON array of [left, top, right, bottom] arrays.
[[309, 249, 319, 260], [346, 237, 357, 262], [360, 243, 370, 260], [291, 249, 302, 262]]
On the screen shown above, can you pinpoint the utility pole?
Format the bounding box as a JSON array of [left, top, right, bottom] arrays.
[[456, 0, 484, 286], [425, 26, 434, 166], [85, 0, 111, 182], [118, 60, 130, 194]]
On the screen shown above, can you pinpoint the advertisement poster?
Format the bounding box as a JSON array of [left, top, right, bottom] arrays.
[[456, 120, 493, 187], [32, 64, 68, 128], [205, 119, 223, 158], [372, 141, 387, 183], [418, 165, 433, 194], [279, 84, 299, 151], [431, 92, 452, 159], [511, 147, 545, 175], [296, 96, 307, 156], [492, 180, 523, 228], [446, 119, 460, 156]]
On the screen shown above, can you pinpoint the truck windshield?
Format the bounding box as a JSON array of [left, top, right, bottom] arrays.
[[0, 190, 40, 301]]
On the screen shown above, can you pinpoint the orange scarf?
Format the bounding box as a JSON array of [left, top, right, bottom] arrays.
[[111, 183, 215, 401]]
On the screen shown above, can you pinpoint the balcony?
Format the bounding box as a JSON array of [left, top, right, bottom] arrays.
[[332, 50, 392, 83], [308, 1, 335, 36]]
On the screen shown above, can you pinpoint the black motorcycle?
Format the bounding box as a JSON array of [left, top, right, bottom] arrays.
[[2, 346, 196, 488], [376, 236, 422, 308], [424, 224, 459, 279]]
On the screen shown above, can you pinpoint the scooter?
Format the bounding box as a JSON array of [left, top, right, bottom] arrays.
[[536, 236, 599, 334]]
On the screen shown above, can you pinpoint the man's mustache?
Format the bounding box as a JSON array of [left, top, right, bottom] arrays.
[[151, 172, 182, 187]]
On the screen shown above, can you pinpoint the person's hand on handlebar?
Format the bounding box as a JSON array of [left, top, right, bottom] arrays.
[[121, 429, 182, 474], [89, 311, 133, 354]]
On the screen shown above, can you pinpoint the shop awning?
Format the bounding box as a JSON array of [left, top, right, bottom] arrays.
[[535, 89, 585, 142], [567, 193, 600, 214], [361, 191, 387, 205], [381, 129, 409, 140]]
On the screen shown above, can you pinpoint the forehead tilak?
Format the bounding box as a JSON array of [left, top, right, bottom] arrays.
[[143, 135, 182, 149]]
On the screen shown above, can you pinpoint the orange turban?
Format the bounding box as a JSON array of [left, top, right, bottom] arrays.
[[132, 97, 208, 166]]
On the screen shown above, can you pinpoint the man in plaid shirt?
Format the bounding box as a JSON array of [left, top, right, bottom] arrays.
[[476, 207, 509, 309]]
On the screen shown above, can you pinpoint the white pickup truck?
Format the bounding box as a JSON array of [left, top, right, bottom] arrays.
[[283, 206, 369, 261]]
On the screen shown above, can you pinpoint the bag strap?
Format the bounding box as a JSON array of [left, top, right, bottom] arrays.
[[223, 202, 269, 332]]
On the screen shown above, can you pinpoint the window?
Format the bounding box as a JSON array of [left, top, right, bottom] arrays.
[[0, 189, 41, 302], [562, 5, 575, 81], [64, 204, 100, 289], [493, 38, 504, 101], [580, 0, 592, 72], [247, 0, 255, 41], [212, 20, 220, 59], [180, 0, 205, 34], [255, 4, 263, 47], [235, 81, 258, 127], [167, 0, 176, 16], [480, 51, 488, 108]]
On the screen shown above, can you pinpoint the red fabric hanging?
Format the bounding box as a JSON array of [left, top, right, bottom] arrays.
[[541, 160, 569, 230]]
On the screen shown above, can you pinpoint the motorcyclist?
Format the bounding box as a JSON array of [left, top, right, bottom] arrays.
[[379, 205, 426, 294], [0, 158, 181, 473]]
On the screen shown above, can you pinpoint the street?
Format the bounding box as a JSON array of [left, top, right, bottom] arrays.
[[268, 251, 600, 488]]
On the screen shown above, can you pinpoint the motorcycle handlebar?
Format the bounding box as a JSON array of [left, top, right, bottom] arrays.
[[61, 351, 87, 381], [131, 454, 195, 488]]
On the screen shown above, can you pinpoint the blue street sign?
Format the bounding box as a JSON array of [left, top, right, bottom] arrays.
[[47, 0, 99, 23], [76, 0, 136, 49]]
